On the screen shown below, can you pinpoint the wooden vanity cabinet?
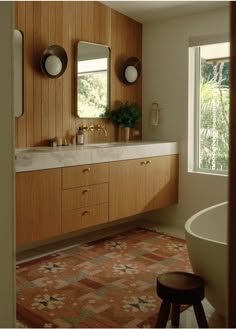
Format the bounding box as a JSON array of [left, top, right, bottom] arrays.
[[109, 155, 178, 221], [61, 163, 109, 233], [62, 163, 108, 189], [109, 158, 147, 220], [145, 155, 178, 211], [16, 155, 178, 245], [16, 169, 61, 245]]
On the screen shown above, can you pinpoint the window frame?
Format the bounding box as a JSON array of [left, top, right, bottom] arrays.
[[188, 41, 229, 176]]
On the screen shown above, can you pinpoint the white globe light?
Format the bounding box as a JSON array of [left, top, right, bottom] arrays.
[[124, 65, 138, 83], [45, 55, 62, 76]]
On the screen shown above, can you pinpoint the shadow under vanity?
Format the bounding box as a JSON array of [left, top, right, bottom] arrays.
[[15, 141, 179, 246]]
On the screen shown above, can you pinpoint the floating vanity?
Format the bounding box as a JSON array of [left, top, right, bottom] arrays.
[[15, 141, 179, 246]]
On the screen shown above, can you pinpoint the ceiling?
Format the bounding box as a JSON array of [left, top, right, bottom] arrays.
[[101, 1, 229, 23]]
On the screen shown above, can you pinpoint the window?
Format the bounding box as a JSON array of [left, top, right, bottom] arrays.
[[189, 41, 230, 174]]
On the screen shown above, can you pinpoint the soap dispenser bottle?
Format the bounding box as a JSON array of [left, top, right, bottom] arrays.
[[76, 127, 84, 145]]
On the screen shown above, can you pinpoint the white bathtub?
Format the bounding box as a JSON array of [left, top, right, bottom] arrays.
[[185, 202, 228, 317]]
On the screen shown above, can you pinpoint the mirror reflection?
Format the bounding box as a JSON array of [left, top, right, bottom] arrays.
[[14, 29, 23, 118], [76, 41, 110, 118]]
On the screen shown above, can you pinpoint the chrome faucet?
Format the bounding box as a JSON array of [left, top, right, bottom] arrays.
[[80, 124, 107, 137]]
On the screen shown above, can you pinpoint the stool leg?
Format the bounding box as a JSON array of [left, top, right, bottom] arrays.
[[193, 303, 208, 328], [155, 300, 171, 328], [171, 303, 180, 327]]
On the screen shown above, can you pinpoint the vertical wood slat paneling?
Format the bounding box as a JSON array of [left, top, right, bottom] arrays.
[[86, 2, 94, 42], [62, 1, 73, 142], [135, 22, 143, 139], [25, 2, 34, 147], [111, 10, 142, 106], [41, 2, 49, 145], [62, 1, 70, 141], [55, 2, 63, 141], [15, 1, 142, 147], [48, 1, 56, 140], [33, 2, 42, 145], [111, 10, 142, 140], [74, 1, 82, 141]]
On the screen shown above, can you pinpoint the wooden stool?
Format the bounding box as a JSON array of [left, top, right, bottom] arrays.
[[155, 271, 208, 328]]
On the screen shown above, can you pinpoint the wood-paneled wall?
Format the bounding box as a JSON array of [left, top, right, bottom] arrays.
[[15, 1, 142, 147]]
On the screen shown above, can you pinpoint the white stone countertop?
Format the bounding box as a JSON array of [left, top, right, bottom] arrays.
[[15, 141, 178, 173]]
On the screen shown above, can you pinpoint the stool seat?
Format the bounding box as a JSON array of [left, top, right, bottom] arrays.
[[155, 271, 208, 328]]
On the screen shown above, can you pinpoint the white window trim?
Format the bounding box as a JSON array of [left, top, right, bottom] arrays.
[[188, 39, 229, 176], [188, 47, 196, 172], [194, 47, 201, 173]]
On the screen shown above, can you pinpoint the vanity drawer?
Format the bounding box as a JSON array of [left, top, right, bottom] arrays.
[[62, 163, 108, 189], [62, 183, 108, 210], [62, 203, 108, 233]]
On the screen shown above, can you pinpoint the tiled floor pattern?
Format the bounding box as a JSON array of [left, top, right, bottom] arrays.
[[16, 229, 192, 328], [16, 228, 226, 328]]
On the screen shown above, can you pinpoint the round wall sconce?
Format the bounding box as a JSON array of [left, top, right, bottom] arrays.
[[123, 57, 141, 84], [40, 45, 68, 78]]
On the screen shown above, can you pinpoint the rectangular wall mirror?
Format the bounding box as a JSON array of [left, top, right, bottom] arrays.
[[76, 41, 110, 118], [14, 29, 23, 118]]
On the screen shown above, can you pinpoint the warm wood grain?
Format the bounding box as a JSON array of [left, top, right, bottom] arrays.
[[33, 1, 42, 146], [109, 158, 147, 221], [62, 203, 108, 233], [15, 1, 142, 147], [48, 1, 57, 140], [16, 172, 32, 246], [62, 163, 109, 189], [16, 169, 62, 245], [41, 2, 49, 144], [62, 183, 108, 210], [25, 2, 34, 147], [110, 10, 143, 140], [145, 155, 179, 211], [109, 156, 179, 221]]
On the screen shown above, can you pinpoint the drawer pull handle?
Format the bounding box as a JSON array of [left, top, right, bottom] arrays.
[[146, 160, 152, 164], [82, 210, 90, 215], [83, 189, 90, 194], [83, 168, 91, 172], [141, 161, 147, 165]]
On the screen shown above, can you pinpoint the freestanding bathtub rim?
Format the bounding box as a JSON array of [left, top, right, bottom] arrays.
[[185, 201, 228, 317], [185, 201, 228, 246]]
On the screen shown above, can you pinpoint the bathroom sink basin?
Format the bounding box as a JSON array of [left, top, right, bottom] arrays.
[[16, 142, 144, 155], [83, 142, 152, 148], [85, 142, 128, 148]]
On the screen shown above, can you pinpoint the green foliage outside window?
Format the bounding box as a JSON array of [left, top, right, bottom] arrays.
[[199, 61, 230, 172]]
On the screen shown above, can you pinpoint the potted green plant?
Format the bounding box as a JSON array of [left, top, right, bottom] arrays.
[[104, 101, 140, 127], [104, 101, 140, 141]]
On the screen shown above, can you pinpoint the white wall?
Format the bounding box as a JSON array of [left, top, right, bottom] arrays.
[[142, 7, 229, 233], [0, 2, 15, 326]]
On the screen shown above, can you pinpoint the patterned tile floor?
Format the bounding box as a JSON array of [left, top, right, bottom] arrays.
[[16, 229, 192, 328], [16, 228, 225, 328]]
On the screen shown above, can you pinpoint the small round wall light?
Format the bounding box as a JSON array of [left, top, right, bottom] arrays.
[[40, 45, 68, 78], [44, 55, 62, 76], [123, 57, 141, 84]]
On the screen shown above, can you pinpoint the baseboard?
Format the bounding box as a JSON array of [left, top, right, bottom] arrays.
[[16, 216, 141, 263], [138, 221, 185, 239]]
